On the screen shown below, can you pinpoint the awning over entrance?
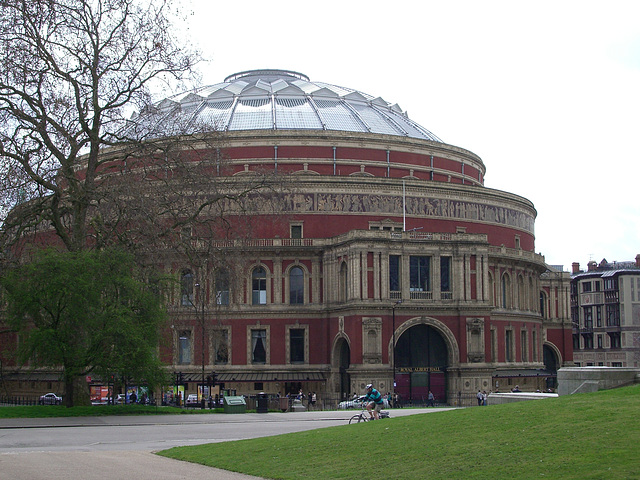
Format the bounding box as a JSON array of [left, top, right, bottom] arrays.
[[217, 372, 326, 383], [492, 369, 556, 378]]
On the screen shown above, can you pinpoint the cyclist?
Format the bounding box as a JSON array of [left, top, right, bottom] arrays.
[[364, 383, 384, 420]]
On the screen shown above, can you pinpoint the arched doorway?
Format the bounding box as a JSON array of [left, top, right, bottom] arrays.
[[543, 344, 559, 390], [333, 337, 351, 401], [395, 324, 449, 404]]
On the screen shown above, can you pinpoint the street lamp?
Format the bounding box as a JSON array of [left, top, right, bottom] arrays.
[[392, 299, 402, 393], [195, 282, 206, 409]]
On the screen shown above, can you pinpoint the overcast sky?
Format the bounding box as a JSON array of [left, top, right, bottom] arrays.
[[181, 0, 640, 270]]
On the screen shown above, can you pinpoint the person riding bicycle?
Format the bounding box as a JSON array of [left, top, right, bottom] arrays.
[[364, 383, 384, 420]]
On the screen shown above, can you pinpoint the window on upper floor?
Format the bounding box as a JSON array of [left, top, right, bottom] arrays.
[[252, 267, 267, 305], [410, 256, 430, 292], [582, 282, 592, 293], [213, 329, 229, 365], [289, 266, 304, 305], [389, 255, 400, 293], [290, 328, 305, 363], [178, 330, 191, 364], [181, 270, 194, 306], [215, 269, 230, 305], [440, 256, 451, 292], [251, 329, 267, 363]]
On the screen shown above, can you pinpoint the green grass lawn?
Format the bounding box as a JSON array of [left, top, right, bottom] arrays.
[[158, 385, 640, 480]]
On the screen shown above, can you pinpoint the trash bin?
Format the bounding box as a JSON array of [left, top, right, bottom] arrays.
[[279, 397, 289, 412], [223, 395, 246, 414], [256, 392, 268, 413]]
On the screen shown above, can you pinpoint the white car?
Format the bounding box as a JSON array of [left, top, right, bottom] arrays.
[[39, 393, 62, 405], [338, 395, 366, 409], [185, 394, 199, 406]]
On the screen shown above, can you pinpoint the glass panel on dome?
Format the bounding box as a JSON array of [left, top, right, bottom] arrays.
[[378, 107, 442, 141], [313, 99, 365, 132], [275, 98, 322, 130], [351, 103, 403, 136], [199, 100, 234, 131], [229, 98, 272, 130]]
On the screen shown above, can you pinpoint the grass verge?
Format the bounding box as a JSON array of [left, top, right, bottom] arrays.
[[158, 385, 640, 480]]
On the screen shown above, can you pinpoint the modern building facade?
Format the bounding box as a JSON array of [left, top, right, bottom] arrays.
[[1, 69, 573, 405], [571, 256, 640, 368]]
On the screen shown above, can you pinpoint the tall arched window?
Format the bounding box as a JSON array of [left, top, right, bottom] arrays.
[[502, 273, 511, 309], [252, 267, 267, 305], [518, 275, 525, 310], [289, 266, 304, 304], [339, 262, 348, 302], [181, 270, 194, 306]]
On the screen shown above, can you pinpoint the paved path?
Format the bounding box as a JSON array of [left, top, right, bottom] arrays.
[[0, 408, 452, 479]]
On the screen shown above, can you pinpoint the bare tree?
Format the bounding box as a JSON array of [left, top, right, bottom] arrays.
[[0, 0, 201, 253]]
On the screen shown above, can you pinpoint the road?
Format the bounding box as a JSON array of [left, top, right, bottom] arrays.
[[0, 408, 451, 479]]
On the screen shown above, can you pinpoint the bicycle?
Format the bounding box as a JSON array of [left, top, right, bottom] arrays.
[[348, 408, 390, 424]]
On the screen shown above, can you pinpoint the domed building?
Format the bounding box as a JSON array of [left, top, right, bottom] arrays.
[[138, 69, 572, 405], [4, 69, 574, 406]]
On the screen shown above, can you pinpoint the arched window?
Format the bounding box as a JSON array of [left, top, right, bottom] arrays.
[[252, 267, 267, 305], [181, 270, 194, 306], [540, 291, 548, 318], [339, 262, 348, 302], [289, 266, 304, 305], [502, 273, 511, 309], [518, 275, 525, 310]]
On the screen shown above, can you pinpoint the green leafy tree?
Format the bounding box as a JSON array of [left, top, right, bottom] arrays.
[[0, 248, 168, 406]]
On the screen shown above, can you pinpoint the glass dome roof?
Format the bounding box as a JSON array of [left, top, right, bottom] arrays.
[[140, 69, 442, 142]]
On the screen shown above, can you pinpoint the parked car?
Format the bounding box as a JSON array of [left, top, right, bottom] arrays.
[[338, 395, 366, 409], [185, 394, 199, 407], [39, 393, 62, 405]]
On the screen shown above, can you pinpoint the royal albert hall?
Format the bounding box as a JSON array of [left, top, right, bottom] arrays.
[[10, 69, 575, 405]]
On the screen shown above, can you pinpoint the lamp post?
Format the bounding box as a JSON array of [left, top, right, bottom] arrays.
[[392, 299, 402, 393], [195, 282, 206, 409]]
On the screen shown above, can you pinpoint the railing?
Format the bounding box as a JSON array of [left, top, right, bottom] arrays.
[[410, 291, 433, 300], [0, 395, 42, 406]]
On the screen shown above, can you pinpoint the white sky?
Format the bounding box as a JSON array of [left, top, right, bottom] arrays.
[[181, 0, 640, 270]]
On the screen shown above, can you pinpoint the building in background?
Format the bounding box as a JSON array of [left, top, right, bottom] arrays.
[[1, 70, 573, 405], [571, 256, 640, 368]]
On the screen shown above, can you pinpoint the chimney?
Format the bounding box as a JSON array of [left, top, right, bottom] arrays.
[[636, 254, 640, 268], [587, 261, 597, 272], [572, 262, 580, 274]]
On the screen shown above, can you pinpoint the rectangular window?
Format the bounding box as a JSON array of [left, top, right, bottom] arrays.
[[606, 304, 620, 326], [505, 329, 514, 362], [410, 256, 431, 292], [251, 329, 267, 363], [583, 306, 593, 329], [582, 282, 592, 293], [597, 335, 603, 349], [520, 330, 528, 362], [389, 255, 400, 293], [612, 362, 623, 367], [596, 306, 602, 327], [290, 329, 305, 363], [573, 334, 580, 350], [215, 270, 230, 305], [254, 382, 264, 391], [214, 329, 229, 365], [291, 225, 302, 239], [440, 256, 451, 292], [583, 334, 594, 349], [178, 331, 191, 365], [608, 332, 621, 349]]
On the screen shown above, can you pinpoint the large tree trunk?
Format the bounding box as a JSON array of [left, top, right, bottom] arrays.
[[64, 375, 91, 407]]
